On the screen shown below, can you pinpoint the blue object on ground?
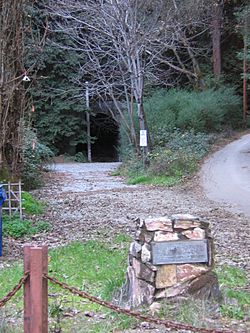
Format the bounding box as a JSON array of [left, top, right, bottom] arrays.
[[0, 185, 7, 257]]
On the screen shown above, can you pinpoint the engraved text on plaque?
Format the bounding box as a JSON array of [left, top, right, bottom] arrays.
[[152, 240, 208, 265]]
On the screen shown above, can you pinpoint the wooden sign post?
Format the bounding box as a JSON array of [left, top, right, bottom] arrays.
[[24, 245, 48, 333]]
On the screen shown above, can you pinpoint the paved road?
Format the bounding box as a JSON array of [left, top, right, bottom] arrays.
[[200, 133, 250, 217]]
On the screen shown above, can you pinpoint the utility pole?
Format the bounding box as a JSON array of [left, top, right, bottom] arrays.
[[243, 11, 250, 126], [243, 35, 248, 126], [85, 81, 92, 162]]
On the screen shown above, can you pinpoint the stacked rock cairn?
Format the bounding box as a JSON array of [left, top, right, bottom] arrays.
[[121, 214, 220, 309]]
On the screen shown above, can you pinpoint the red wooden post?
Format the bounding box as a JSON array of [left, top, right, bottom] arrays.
[[42, 246, 48, 333], [24, 245, 48, 333], [24, 246, 31, 332]]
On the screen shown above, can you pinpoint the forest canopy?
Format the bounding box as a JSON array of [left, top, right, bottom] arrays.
[[0, 0, 249, 182]]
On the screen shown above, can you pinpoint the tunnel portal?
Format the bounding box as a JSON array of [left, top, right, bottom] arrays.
[[77, 113, 119, 162]]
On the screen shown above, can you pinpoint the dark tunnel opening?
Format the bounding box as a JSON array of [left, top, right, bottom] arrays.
[[77, 113, 119, 162]]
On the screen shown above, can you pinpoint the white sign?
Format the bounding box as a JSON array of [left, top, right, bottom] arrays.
[[140, 130, 147, 147]]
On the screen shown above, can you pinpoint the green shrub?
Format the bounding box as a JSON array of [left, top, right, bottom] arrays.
[[147, 149, 195, 178], [118, 87, 240, 185], [146, 129, 213, 180], [117, 129, 214, 185], [157, 129, 213, 157], [21, 129, 54, 189], [22, 191, 45, 215], [145, 88, 242, 136], [74, 152, 87, 162], [2, 216, 51, 239]]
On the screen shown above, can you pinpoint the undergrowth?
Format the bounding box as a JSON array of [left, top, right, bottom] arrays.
[[22, 191, 45, 215], [0, 237, 249, 332], [216, 265, 250, 320], [21, 129, 54, 190], [0, 235, 132, 332], [145, 88, 242, 133], [1, 191, 48, 239], [118, 86, 241, 186], [2, 216, 51, 239], [118, 129, 216, 186]]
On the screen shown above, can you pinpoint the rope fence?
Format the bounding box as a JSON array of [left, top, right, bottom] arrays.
[[0, 245, 248, 333]]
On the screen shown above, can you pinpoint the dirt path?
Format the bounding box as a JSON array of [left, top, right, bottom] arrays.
[[26, 162, 249, 281], [2, 160, 250, 332], [2, 159, 249, 280]]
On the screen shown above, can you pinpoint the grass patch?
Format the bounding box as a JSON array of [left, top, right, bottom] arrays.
[[1, 192, 49, 239], [127, 174, 181, 186], [110, 169, 122, 177], [49, 240, 127, 301], [216, 265, 250, 320], [158, 298, 215, 329], [216, 265, 248, 288], [22, 191, 45, 215], [2, 243, 248, 331], [2, 216, 51, 239], [0, 235, 132, 332]]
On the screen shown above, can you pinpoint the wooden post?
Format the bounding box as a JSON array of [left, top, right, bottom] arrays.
[[24, 245, 48, 333], [24, 246, 31, 332], [19, 180, 23, 220], [8, 182, 11, 217]]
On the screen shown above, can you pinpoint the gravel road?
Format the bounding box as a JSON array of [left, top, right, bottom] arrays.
[[50, 162, 134, 192]]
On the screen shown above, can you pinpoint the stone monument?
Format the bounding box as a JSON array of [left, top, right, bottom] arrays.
[[121, 214, 221, 309]]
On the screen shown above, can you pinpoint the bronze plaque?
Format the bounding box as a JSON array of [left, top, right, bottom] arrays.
[[152, 240, 208, 265]]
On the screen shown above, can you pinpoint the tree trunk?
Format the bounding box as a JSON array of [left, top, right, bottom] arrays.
[[211, 1, 223, 77], [0, 0, 27, 178], [137, 99, 151, 155]]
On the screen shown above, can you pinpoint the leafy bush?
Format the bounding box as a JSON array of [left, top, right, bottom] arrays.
[[74, 152, 87, 163], [22, 191, 45, 214], [148, 149, 197, 178], [118, 87, 241, 185], [21, 129, 54, 189], [117, 129, 215, 185], [2, 216, 51, 239], [157, 129, 214, 157], [145, 88, 242, 136]]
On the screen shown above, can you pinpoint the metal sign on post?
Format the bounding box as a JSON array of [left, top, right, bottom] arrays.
[[0, 184, 7, 256], [140, 130, 147, 147], [140, 130, 148, 169]]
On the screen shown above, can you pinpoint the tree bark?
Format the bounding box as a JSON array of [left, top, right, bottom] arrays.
[[0, 0, 28, 177], [211, 1, 223, 77]]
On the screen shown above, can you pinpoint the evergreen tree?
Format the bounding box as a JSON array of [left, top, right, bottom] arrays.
[[27, 1, 88, 155]]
